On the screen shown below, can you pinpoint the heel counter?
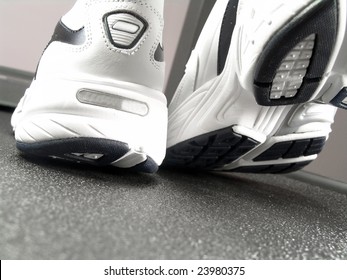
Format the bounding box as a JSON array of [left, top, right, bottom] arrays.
[[37, 0, 165, 92]]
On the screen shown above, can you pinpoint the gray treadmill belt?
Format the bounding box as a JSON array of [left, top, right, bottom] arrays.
[[0, 109, 346, 260]]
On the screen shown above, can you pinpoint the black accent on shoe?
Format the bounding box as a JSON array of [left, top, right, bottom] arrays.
[[254, 137, 326, 162], [16, 138, 158, 173], [233, 161, 312, 174], [50, 20, 86, 46], [253, 0, 338, 106], [154, 43, 164, 62], [165, 127, 259, 169], [129, 158, 159, 173], [330, 87, 347, 110], [218, 0, 239, 75]]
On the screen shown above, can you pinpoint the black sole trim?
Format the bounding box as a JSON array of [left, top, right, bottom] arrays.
[[254, 137, 326, 162], [129, 158, 159, 173], [164, 127, 259, 169], [330, 87, 347, 110], [16, 137, 158, 173], [253, 0, 338, 106], [233, 161, 312, 174]]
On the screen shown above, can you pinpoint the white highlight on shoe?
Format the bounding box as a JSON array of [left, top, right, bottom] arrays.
[[77, 89, 149, 116], [113, 21, 140, 34], [270, 34, 316, 100], [342, 97, 347, 105], [71, 153, 104, 160], [49, 155, 65, 160], [111, 150, 146, 168]]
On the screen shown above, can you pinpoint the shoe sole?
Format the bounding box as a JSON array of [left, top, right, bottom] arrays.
[[17, 137, 158, 173], [254, 0, 339, 106], [166, 126, 326, 173], [13, 78, 167, 173], [165, 0, 345, 173]]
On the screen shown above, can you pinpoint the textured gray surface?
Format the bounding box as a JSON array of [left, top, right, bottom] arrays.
[[0, 109, 347, 260]]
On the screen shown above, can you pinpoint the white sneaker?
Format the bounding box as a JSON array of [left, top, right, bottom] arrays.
[[166, 0, 347, 173], [12, 0, 167, 173]]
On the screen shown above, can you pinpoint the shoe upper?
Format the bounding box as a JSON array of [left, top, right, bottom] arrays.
[[168, 0, 342, 148], [36, 0, 165, 91], [170, 0, 346, 114]]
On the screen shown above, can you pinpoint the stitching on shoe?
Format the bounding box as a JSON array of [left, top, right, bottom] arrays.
[[86, 0, 163, 57]]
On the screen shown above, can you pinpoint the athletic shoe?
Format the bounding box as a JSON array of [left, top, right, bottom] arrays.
[[11, 0, 167, 173], [166, 0, 347, 173]]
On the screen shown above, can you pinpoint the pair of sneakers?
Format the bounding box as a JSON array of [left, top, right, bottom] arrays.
[[12, 0, 347, 173]]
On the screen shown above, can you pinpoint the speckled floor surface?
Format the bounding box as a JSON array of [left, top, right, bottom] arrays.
[[1, 109, 347, 259]]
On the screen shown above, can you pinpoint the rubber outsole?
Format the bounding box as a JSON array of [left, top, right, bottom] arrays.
[[253, 0, 338, 106], [16, 137, 158, 173], [164, 129, 326, 173], [165, 127, 259, 169], [232, 161, 312, 174], [254, 137, 326, 162]]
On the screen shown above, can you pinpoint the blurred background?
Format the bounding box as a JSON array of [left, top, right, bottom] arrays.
[[1, 0, 346, 182]]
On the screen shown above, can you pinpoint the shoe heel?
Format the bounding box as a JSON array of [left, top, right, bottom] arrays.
[[13, 78, 168, 172], [253, 0, 338, 106]]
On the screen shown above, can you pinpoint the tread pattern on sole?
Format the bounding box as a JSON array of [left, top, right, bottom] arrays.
[[16, 137, 158, 173], [253, 0, 338, 106], [166, 131, 324, 174], [165, 127, 259, 169], [233, 161, 312, 174], [254, 137, 326, 162]]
